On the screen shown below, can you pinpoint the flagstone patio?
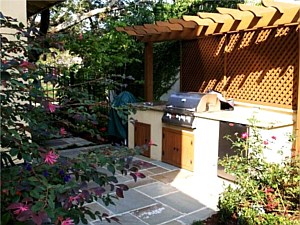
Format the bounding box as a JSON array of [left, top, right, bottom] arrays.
[[45, 137, 229, 225]]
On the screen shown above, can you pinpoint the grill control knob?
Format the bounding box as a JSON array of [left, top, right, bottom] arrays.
[[186, 116, 191, 123]]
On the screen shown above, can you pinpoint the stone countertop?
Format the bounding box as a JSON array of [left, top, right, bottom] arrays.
[[194, 107, 294, 129], [129, 102, 166, 112], [130, 103, 294, 129]]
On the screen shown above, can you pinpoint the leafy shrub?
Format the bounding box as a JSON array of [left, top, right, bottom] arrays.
[[1, 14, 143, 225], [218, 118, 300, 225]]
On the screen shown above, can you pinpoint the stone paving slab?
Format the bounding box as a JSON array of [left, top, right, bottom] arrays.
[[44, 137, 94, 149], [156, 192, 206, 214], [178, 208, 216, 225], [135, 182, 178, 198], [146, 167, 170, 175], [92, 213, 147, 225], [97, 189, 156, 214], [126, 177, 157, 189], [150, 170, 192, 184], [84, 202, 111, 222], [131, 203, 183, 225], [150, 161, 180, 171], [41, 138, 219, 225], [160, 220, 184, 225]]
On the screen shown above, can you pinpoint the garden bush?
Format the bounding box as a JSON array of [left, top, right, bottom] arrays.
[[1, 14, 144, 225], [218, 118, 300, 225]]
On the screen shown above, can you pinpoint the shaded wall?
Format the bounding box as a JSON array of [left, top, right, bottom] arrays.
[[181, 25, 298, 109]]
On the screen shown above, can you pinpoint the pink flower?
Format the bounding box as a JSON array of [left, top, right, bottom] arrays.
[[44, 150, 59, 165], [228, 123, 234, 127], [79, 33, 83, 40], [241, 132, 248, 139], [68, 195, 81, 204], [99, 127, 107, 132], [61, 217, 75, 225], [7, 203, 29, 215], [263, 140, 269, 145], [2, 80, 7, 87], [19, 61, 36, 70], [271, 136, 277, 140], [60, 128, 67, 136], [48, 102, 56, 113], [264, 187, 274, 194]]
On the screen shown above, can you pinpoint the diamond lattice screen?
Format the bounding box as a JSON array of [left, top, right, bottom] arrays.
[[181, 26, 298, 109]]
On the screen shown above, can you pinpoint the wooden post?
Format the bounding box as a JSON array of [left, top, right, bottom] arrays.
[[295, 26, 300, 156], [144, 42, 153, 102]]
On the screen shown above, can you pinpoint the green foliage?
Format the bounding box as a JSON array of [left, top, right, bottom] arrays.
[[217, 118, 300, 225], [48, 0, 246, 102], [153, 41, 180, 100], [1, 15, 144, 225]]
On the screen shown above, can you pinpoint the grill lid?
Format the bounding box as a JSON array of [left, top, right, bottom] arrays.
[[166, 92, 205, 111]]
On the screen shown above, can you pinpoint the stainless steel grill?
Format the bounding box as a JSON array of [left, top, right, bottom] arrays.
[[162, 92, 221, 128]]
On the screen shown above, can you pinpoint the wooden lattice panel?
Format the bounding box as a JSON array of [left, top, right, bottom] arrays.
[[181, 25, 298, 109], [225, 26, 298, 109], [181, 36, 224, 92]]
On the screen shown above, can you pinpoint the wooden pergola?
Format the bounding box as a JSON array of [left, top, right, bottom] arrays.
[[116, 0, 299, 101], [27, 0, 64, 17], [117, 0, 300, 153]]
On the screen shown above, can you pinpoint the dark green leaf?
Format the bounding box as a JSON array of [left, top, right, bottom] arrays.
[[107, 164, 115, 175], [31, 201, 44, 212]]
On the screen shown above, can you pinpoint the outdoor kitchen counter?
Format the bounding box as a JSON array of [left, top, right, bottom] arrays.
[[194, 106, 294, 129], [130, 102, 294, 130], [130, 102, 166, 112]]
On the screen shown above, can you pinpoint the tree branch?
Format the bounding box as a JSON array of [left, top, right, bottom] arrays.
[[50, 6, 110, 33]]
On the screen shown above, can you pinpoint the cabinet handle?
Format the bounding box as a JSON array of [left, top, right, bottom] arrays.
[[173, 147, 176, 151], [190, 160, 193, 164]]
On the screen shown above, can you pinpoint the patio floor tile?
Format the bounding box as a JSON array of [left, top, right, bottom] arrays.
[[178, 208, 217, 225], [135, 182, 178, 198], [92, 213, 147, 225], [97, 189, 156, 214], [156, 192, 206, 214], [131, 203, 183, 225]]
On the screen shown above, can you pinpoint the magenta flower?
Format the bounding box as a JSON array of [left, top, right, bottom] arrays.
[[271, 136, 277, 140], [48, 102, 56, 113], [263, 140, 269, 145], [68, 194, 81, 204], [7, 203, 29, 215], [241, 132, 248, 139], [61, 217, 75, 225], [19, 61, 36, 70], [44, 150, 59, 165], [79, 33, 83, 40], [60, 128, 67, 136]]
